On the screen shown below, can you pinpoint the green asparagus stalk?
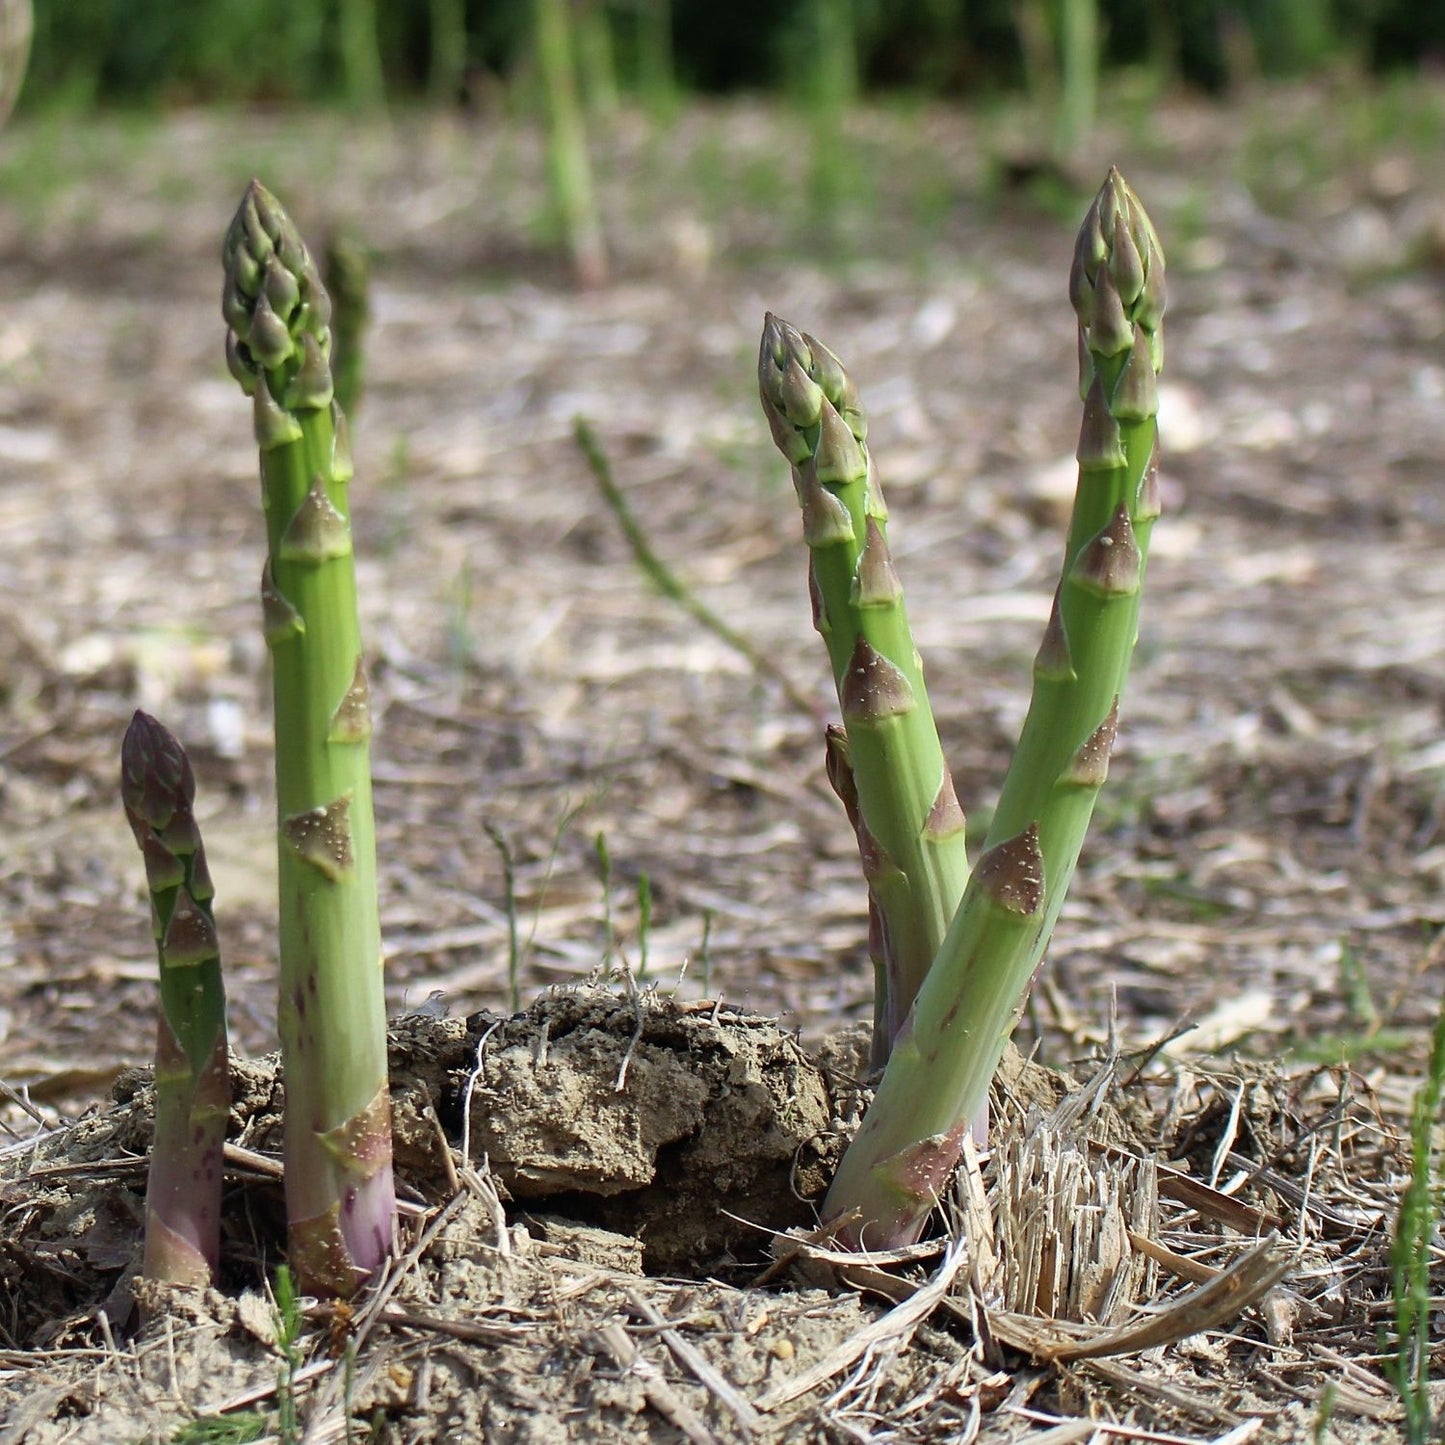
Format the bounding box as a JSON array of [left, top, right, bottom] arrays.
[[322, 229, 371, 420], [223, 180, 395, 1296], [1054, 0, 1100, 161], [1390, 987, 1445, 1443], [636, 0, 676, 119], [823, 169, 1166, 1249], [575, 0, 620, 121], [760, 315, 970, 1064], [121, 711, 230, 1289]]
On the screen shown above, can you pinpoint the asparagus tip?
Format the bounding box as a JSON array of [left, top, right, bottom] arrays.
[[121, 710, 195, 834], [223, 180, 333, 404], [1072, 168, 1167, 354]]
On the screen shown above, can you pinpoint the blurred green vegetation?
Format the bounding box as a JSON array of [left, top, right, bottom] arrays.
[[18, 0, 1445, 113]]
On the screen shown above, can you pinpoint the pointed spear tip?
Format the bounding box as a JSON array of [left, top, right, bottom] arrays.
[[1074, 168, 1165, 342], [223, 179, 333, 401], [123, 707, 160, 754], [759, 310, 802, 368], [121, 711, 195, 827]]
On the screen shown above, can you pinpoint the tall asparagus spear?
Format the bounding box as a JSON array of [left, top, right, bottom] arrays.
[[121, 711, 230, 1289], [760, 317, 971, 1064], [823, 169, 1166, 1249], [223, 180, 395, 1296]]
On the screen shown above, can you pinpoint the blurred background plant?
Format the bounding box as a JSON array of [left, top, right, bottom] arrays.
[[0, 0, 30, 127], [17, 0, 1443, 115], [13, 0, 1442, 283]]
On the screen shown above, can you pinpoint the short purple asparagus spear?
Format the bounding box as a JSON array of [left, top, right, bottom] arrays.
[[121, 711, 230, 1288]]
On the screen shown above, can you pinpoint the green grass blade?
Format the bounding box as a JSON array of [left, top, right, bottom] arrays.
[[1390, 981, 1445, 1442]]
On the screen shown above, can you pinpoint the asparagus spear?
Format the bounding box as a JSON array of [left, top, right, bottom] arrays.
[[121, 711, 230, 1289], [223, 180, 395, 1296], [760, 316, 970, 1063], [824, 169, 1166, 1248], [322, 229, 371, 420]]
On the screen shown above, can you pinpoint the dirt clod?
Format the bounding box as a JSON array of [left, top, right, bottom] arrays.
[[451, 991, 836, 1268]]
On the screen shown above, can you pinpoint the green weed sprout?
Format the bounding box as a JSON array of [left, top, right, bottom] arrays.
[[121, 711, 230, 1289], [574, 417, 820, 718], [759, 316, 970, 1066], [272, 1264, 306, 1442], [223, 180, 395, 1296], [814, 168, 1165, 1248]]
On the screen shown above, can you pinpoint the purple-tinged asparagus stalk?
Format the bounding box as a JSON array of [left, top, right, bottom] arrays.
[[760, 316, 970, 1066], [824, 168, 1166, 1249], [121, 711, 229, 1288], [223, 180, 395, 1296]]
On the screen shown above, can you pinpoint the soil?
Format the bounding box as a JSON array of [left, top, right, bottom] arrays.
[[1, 82, 1444, 1440]]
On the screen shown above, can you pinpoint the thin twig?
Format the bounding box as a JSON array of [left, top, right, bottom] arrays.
[[625, 1288, 762, 1436], [460, 1019, 504, 1168], [591, 1319, 718, 1444], [755, 1234, 969, 1412], [374, 1308, 530, 1345]]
